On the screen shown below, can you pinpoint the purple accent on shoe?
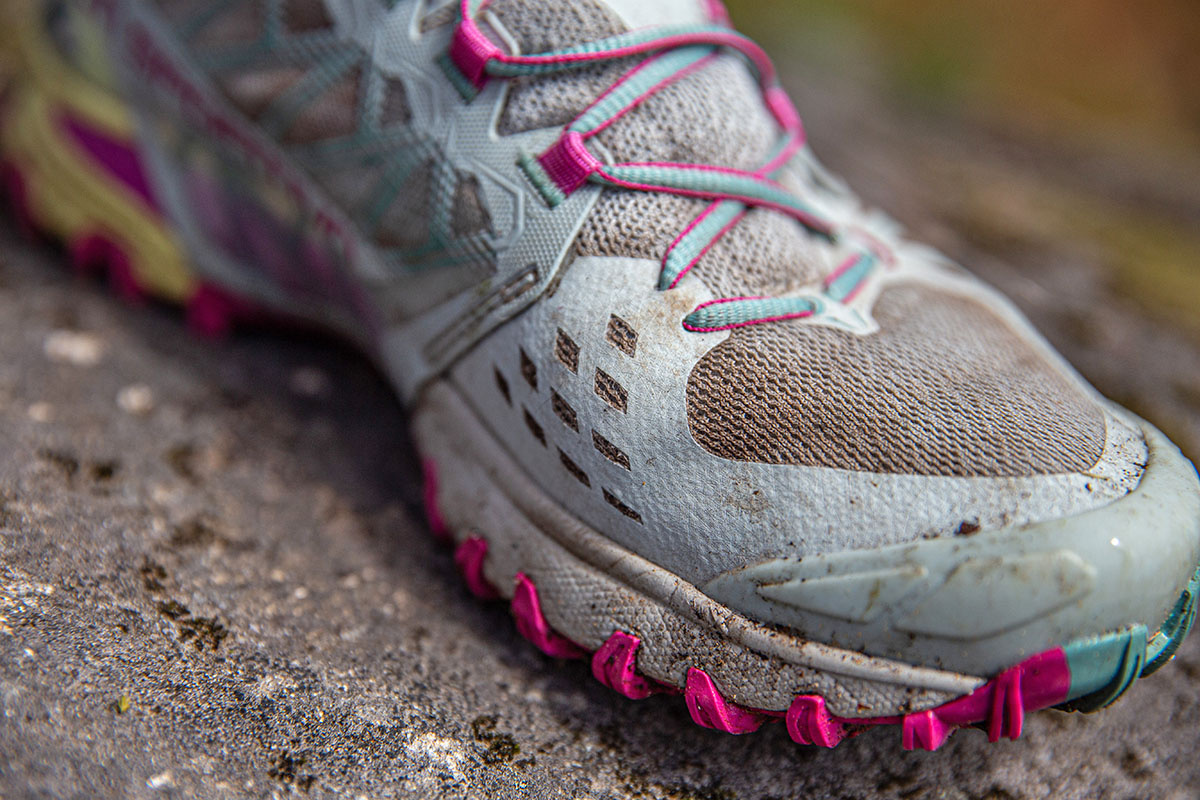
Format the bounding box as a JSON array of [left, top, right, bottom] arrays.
[[58, 113, 159, 214], [421, 459, 453, 542], [70, 234, 146, 305], [448, 13, 505, 90], [902, 709, 954, 752], [785, 695, 848, 748], [454, 536, 499, 599], [512, 573, 586, 659], [592, 631, 658, 700], [538, 132, 603, 198], [683, 668, 767, 735]]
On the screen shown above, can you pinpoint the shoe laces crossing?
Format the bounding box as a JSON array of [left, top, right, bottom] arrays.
[[446, 0, 884, 332]]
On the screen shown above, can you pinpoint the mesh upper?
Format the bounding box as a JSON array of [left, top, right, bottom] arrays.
[[687, 283, 1107, 476], [151, 0, 1114, 479], [488, 0, 1110, 478]]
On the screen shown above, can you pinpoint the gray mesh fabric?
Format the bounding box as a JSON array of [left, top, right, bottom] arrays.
[[280, 66, 361, 144], [686, 283, 1107, 477], [591, 54, 777, 171], [575, 192, 710, 263]]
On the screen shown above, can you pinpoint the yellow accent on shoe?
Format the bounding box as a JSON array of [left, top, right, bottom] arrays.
[[0, 0, 193, 302]]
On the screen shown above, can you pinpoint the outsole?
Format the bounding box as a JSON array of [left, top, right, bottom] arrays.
[[421, 424, 1200, 749], [2, 40, 1197, 753], [416, 383, 1167, 750]]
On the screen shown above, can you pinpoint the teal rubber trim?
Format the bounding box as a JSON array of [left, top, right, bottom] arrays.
[[437, 52, 480, 102], [518, 151, 566, 208], [1059, 624, 1148, 713], [1143, 565, 1200, 676]]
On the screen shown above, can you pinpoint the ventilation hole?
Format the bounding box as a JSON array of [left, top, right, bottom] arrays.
[[451, 173, 493, 237], [281, 66, 362, 144], [555, 328, 579, 373], [606, 314, 638, 358], [219, 67, 307, 120], [592, 430, 630, 470], [523, 408, 546, 446], [594, 368, 627, 413], [552, 391, 579, 432], [494, 368, 511, 406], [558, 449, 591, 487], [374, 160, 433, 250], [603, 489, 642, 524], [188, 2, 264, 48], [380, 76, 411, 127], [519, 347, 538, 390], [282, 0, 335, 33]]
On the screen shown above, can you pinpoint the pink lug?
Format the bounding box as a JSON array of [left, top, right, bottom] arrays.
[[511, 573, 586, 660], [420, 459, 452, 543], [69, 234, 146, 305], [786, 695, 848, 748], [902, 709, 955, 752], [683, 668, 767, 735], [592, 631, 658, 700], [454, 536, 498, 599]]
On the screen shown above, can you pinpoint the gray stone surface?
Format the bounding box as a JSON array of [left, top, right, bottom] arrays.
[[3, 63, 1200, 800]]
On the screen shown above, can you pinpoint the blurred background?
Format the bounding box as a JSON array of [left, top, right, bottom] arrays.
[[731, 0, 1200, 156], [727, 0, 1200, 461]]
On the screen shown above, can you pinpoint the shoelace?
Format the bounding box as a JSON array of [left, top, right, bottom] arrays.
[[445, 0, 883, 332]]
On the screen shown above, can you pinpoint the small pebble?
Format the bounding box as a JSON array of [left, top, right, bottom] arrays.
[[43, 330, 105, 366], [26, 402, 53, 423], [117, 384, 155, 416], [146, 771, 173, 789], [289, 366, 330, 397]]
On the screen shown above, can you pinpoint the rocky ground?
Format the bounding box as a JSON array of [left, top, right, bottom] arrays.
[[2, 51, 1200, 800]]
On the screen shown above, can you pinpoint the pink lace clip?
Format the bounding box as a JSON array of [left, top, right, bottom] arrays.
[[538, 132, 604, 197], [449, 16, 504, 89]]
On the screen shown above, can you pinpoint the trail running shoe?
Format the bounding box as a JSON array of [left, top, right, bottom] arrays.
[[3, 0, 1199, 751]]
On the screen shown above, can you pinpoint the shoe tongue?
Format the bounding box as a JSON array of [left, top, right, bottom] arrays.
[[489, 0, 835, 297]]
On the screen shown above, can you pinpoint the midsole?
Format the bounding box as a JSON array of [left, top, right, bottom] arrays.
[[413, 379, 985, 700]]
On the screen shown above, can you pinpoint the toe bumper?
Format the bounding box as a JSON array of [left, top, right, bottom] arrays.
[[703, 417, 1200, 684]]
